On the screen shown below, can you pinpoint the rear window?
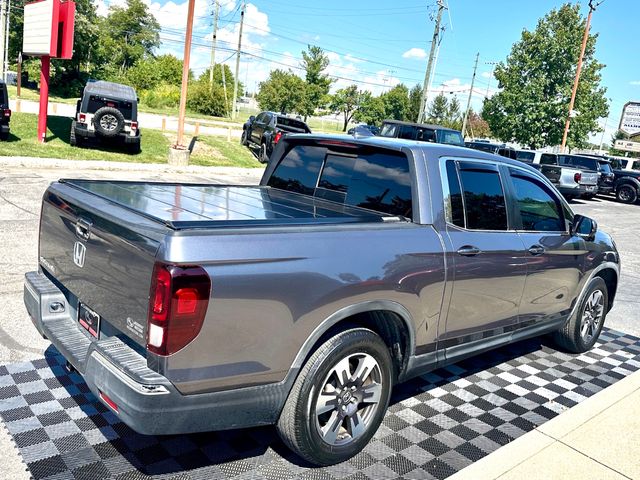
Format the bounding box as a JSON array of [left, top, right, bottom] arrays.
[[86, 95, 133, 118], [516, 151, 535, 162], [438, 130, 464, 146], [540, 154, 557, 165], [276, 116, 310, 132], [0, 83, 7, 107], [559, 155, 598, 171], [268, 145, 413, 217]]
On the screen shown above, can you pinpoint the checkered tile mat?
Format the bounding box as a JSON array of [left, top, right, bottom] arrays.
[[2, 328, 640, 480]]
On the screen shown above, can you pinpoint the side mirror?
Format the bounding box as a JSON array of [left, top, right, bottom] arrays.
[[571, 214, 597, 240], [249, 115, 255, 123]]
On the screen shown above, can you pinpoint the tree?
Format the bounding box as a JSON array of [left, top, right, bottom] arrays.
[[353, 92, 385, 126], [125, 55, 184, 91], [97, 0, 160, 74], [381, 84, 409, 121], [407, 85, 422, 123], [298, 46, 332, 120], [330, 85, 366, 131], [610, 130, 640, 158], [466, 111, 492, 139], [256, 69, 305, 114], [482, 3, 608, 149], [447, 97, 462, 130], [426, 93, 449, 124]]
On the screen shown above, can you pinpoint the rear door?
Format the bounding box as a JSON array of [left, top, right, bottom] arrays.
[[504, 167, 585, 326], [441, 159, 527, 352]]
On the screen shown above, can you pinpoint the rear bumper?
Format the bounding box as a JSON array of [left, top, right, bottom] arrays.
[[75, 123, 140, 143], [0, 123, 9, 134], [24, 271, 287, 435]]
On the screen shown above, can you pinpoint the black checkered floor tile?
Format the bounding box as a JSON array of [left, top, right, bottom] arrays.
[[1, 328, 640, 480]]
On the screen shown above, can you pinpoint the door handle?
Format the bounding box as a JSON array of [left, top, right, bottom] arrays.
[[528, 245, 545, 256], [457, 245, 481, 256]]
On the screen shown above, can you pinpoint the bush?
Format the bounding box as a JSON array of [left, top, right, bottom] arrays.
[[140, 84, 181, 109], [187, 82, 229, 117]]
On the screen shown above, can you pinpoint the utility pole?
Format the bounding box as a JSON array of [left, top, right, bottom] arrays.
[[2, 0, 8, 82], [561, 0, 600, 153], [0, 0, 6, 81], [461, 52, 479, 140], [176, 0, 196, 149], [231, 0, 245, 120], [208, 0, 219, 89], [418, 0, 446, 123]]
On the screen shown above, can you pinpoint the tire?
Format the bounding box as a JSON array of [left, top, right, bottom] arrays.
[[581, 193, 595, 200], [259, 142, 269, 163], [93, 107, 125, 137], [616, 184, 637, 204], [277, 328, 393, 466], [553, 277, 608, 353], [69, 121, 77, 146]]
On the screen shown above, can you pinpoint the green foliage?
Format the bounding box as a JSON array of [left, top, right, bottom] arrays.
[[124, 55, 184, 91], [298, 45, 333, 119], [426, 93, 449, 124], [256, 69, 306, 114], [140, 84, 181, 109], [197, 64, 241, 96], [187, 81, 230, 117], [482, 3, 608, 149], [353, 92, 386, 126], [330, 85, 367, 131], [407, 85, 422, 123], [466, 111, 492, 138], [380, 84, 410, 121], [97, 0, 160, 74]]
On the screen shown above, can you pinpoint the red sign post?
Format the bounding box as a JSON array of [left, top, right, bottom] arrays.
[[23, 0, 75, 143]]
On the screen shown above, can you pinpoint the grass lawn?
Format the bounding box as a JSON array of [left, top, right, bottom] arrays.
[[1, 112, 262, 167]]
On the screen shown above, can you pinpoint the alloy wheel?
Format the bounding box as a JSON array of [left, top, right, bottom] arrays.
[[100, 114, 118, 132], [314, 352, 383, 446], [580, 289, 604, 343]]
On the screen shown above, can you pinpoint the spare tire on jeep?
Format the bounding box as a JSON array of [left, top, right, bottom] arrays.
[[94, 107, 125, 137]]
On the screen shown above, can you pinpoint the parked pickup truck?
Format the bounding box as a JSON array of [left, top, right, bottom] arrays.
[[533, 152, 598, 199], [242, 111, 311, 163], [608, 157, 640, 204], [24, 135, 619, 465]]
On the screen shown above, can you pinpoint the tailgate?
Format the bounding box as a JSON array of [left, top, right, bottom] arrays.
[[38, 182, 165, 347], [539, 165, 561, 184], [580, 172, 598, 186]]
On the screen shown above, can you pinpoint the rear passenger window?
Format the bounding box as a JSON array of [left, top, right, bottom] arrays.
[[540, 154, 557, 165], [458, 166, 508, 230], [267, 145, 325, 195], [316, 152, 413, 217], [397, 126, 415, 140], [511, 174, 564, 232]]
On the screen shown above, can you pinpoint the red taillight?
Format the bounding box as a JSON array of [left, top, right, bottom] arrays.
[[147, 263, 211, 356], [274, 131, 282, 144], [79, 113, 86, 123], [99, 391, 119, 412], [574, 172, 582, 183], [3, 109, 10, 118], [131, 121, 138, 131]]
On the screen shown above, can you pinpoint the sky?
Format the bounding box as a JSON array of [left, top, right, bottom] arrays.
[[97, 0, 639, 142]]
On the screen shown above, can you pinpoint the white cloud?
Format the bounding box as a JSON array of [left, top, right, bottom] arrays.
[[481, 71, 492, 78], [402, 48, 427, 60], [630, 80, 640, 86]]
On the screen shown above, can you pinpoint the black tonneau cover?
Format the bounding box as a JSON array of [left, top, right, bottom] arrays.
[[62, 180, 395, 230]]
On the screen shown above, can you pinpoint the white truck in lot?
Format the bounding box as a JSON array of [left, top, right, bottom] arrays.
[[531, 152, 599, 200]]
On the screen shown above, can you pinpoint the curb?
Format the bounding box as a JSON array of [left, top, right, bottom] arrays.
[[0, 156, 264, 175]]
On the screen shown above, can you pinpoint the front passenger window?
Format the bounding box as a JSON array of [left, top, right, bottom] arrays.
[[511, 174, 564, 232]]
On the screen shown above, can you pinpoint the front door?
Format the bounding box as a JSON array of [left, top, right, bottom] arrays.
[[504, 167, 585, 326], [441, 160, 527, 352]]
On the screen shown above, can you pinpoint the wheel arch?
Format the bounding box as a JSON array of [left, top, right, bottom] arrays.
[[287, 301, 416, 385], [595, 267, 618, 312]]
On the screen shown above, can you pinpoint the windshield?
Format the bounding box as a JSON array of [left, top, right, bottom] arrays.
[[438, 130, 464, 146]]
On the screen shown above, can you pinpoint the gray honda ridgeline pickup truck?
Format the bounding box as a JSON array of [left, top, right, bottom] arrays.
[[24, 135, 619, 465]]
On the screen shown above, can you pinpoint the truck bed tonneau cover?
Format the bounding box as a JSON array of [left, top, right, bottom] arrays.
[[62, 180, 395, 230]]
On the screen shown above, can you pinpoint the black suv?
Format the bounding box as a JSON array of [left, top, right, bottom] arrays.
[[0, 80, 10, 140], [71, 80, 141, 153], [378, 120, 464, 146], [465, 141, 518, 160], [242, 112, 311, 163]]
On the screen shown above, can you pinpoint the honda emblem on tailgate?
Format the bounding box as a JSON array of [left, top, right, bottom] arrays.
[[73, 241, 86, 268]]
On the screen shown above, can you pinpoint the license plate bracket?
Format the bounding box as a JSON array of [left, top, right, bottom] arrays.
[[78, 303, 100, 338]]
